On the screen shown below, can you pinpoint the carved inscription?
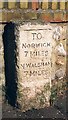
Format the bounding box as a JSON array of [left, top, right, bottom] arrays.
[[19, 25, 53, 82]]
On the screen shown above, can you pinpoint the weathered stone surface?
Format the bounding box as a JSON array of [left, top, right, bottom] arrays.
[[55, 68, 66, 79], [0, 24, 5, 120], [0, 24, 5, 86], [55, 43, 66, 56], [52, 26, 62, 41], [55, 58, 64, 65]]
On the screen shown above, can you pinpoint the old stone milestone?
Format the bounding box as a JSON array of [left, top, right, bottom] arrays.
[[14, 22, 66, 111], [15, 22, 53, 111]]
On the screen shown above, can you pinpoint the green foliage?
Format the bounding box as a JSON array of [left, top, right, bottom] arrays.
[[40, 92, 46, 105], [44, 83, 50, 91], [50, 78, 66, 105], [50, 85, 57, 104]]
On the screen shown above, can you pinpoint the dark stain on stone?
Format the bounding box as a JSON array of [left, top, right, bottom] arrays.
[[2, 22, 18, 107]]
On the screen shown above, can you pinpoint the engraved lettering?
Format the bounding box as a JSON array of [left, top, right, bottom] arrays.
[[22, 43, 51, 48], [32, 33, 42, 40], [24, 51, 28, 57]]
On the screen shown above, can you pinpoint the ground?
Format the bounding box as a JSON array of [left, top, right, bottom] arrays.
[[1, 91, 67, 120]]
